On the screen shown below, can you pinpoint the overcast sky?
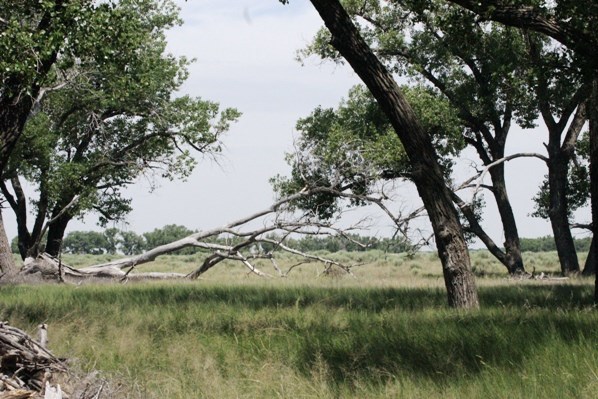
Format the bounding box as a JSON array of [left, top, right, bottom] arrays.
[[2, 0, 591, 245]]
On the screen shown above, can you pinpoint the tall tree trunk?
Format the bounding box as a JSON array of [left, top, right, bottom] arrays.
[[582, 236, 595, 276], [1, 178, 35, 260], [452, 192, 510, 268], [0, 211, 18, 277], [465, 129, 525, 274], [489, 165, 525, 274], [44, 214, 70, 257], [547, 151, 580, 275], [0, 97, 35, 174], [590, 77, 598, 303], [308, 0, 478, 308]]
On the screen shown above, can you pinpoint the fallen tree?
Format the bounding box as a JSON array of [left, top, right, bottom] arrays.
[[16, 187, 423, 282], [18, 152, 561, 284]]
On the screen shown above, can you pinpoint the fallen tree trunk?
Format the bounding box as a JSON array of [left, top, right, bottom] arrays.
[[11, 187, 426, 282], [21, 254, 186, 281], [23, 188, 406, 281]]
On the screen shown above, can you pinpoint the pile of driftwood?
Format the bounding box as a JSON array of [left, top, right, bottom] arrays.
[[0, 323, 65, 398], [0, 323, 107, 399]]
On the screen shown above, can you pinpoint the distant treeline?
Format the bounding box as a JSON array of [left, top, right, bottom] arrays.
[[12, 225, 412, 255], [519, 236, 592, 253], [13, 227, 592, 255]]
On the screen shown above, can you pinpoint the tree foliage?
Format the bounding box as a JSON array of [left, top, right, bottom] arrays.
[[520, 235, 592, 253], [143, 224, 196, 253], [32, 227, 412, 255], [62, 230, 111, 255], [1, 0, 240, 258], [272, 84, 464, 219]]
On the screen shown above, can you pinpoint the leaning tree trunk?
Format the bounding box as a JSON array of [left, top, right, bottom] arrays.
[[453, 192, 511, 268], [547, 152, 580, 275], [308, 0, 478, 308], [0, 211, 18, 278], [489, 164, 525, 274]]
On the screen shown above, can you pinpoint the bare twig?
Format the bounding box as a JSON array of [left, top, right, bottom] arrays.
[[455, 152, 548, 203]]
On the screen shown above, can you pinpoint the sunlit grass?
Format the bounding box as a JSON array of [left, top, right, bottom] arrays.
[[57, 249, 585, 286], [1, 251, 595, 398]]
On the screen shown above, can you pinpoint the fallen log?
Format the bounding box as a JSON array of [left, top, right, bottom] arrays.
[[21, 254, 186, 281]]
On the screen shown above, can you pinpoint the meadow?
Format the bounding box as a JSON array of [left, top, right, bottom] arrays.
[[0, 250, 596, 398]]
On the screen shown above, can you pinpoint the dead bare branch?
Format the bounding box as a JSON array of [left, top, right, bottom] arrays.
[[455, 152, 549, 204], [18, 183, 425, 281]]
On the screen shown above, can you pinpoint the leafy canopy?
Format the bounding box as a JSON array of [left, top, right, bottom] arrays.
[[4, 0, 240, 229], [272, 84, 464, 219]]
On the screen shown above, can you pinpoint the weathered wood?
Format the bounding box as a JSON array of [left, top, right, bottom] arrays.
[[43, 382, 62, 399], [0, 389, 36, 398], [0, 323, 112, 398], [307, 0, 479, 308], [37, 325, 48, 349], [0, 322, 66, 398]]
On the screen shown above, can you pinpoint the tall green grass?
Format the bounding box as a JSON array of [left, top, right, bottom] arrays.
[[0, 279, 596, 398]]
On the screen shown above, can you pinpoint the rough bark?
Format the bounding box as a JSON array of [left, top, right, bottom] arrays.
[[0, 99, 35, 176], [582, 236, 595, 276], [546, 150, 580, 274], [401, 43, 525, 275], [446, 0, 597, 299], [0, 211, 18, 278], [590, 78, 598, 302], [527, 32, 587, 275], [44, 214, 70, 258], [1, 178, 34, 260], [451, 191, 510, 269], [446, 0, 597, 61], [543, 102, 588, 275], [488, 164, 525, 273], [456, 122, 524, 275], [308, 0, 478, 308]]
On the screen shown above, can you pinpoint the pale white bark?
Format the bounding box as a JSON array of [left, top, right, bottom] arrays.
[[38, 324, 48, 349], [44, 382, 63, 399], [454, 152, 549, 203]]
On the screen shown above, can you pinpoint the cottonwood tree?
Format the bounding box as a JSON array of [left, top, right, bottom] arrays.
[[1, 0, 240, 261], [521, 32, 589, 275], [443, 0, 597, 298], [272, 84, 464, 248], [0, 0, 98, 275], [298, 2, 542, 274], [282, 0, 479, 308]]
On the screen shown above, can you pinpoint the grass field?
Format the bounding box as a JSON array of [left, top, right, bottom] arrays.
[[1, 250, 596, 398]]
